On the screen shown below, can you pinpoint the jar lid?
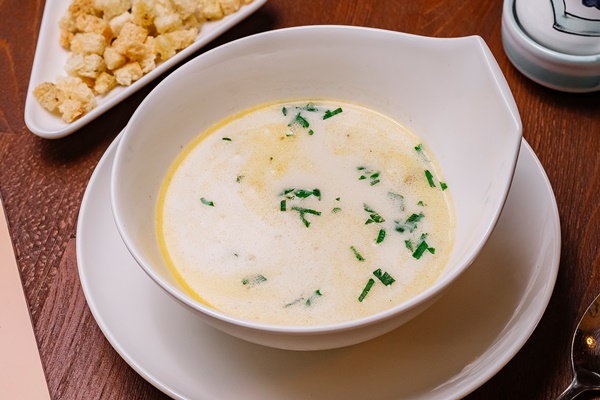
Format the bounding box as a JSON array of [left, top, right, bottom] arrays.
[[502, 0, 600, 92]]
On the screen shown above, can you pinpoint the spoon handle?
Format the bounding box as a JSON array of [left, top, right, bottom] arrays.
[[557, 379, 587, 400]]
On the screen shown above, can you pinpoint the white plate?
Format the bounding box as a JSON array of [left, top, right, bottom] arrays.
[[77, 135, 560, 400], [24, 0, 267, 139]]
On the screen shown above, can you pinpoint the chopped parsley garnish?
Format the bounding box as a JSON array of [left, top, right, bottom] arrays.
[[336, 197, 340, 201], [294, 188, 321, 199], [242, 274, 267, 286], [350, 246, 365, 261], [417, 200, 425, 206], [440, 182, 448, 191], [425, 170, 436, 188], [200, 197, 214, 206], [376, 229, 386, 244], [291, 206, 321, 228], [373, 269, 395, 286], [412, 234, 435, 259], [395, 212, 424, 233], [236, 175, 244, 183], [291, 112, 310, 128], [357, 166, 381, 186], [280, 199, 287, 211], [359, 278, 375, 302], [405, 239, 413, 251], [302, 103, 318, 112], [282, 107, 288, 116], [222, 137, 232, 141], [308, 129, 314, 135], [414, 143, 423, 152], [364, 204, 385, 224], [332, 207, 342, 213], [280, 188, 321, 200], [305, 290, 322, 306], [284, 290, 322, 308], [323, 107, 343, 120]]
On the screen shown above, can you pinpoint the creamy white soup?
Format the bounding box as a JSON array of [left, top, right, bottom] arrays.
[[157, 100, 455, 326]]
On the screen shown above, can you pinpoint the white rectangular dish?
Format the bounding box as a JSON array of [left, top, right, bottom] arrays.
[[24, 0, 267, 139]]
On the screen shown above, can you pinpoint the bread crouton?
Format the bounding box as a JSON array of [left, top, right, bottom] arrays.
[[198, 0, 223, 20], [103, 46, 127, 70], [219, 0, 242, 15], [94, 72, 118, 94], [70, 32, 107, 55], [65, 53, 107, 79], [75, 14, 113, 42], [108, 11, 134, 37], [33, 82, 64, 113], [155, 27, 197, 60], [131, 0, 156, 28], [114, 62, 143, 85], [93, 0, 132, 20], [55, 76, 97, 122], [112, 22, 149, 60]]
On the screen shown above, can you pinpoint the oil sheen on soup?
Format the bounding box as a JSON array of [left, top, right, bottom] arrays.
[[157, 100, 455, 326]]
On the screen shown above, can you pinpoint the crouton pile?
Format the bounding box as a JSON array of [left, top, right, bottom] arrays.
[[33, 0, 253, 123]]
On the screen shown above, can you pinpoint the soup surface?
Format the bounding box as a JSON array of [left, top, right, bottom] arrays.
[[157, 100, 455, 326]]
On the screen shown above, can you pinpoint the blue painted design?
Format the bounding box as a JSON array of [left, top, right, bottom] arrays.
[[550, 0, 600, 36]]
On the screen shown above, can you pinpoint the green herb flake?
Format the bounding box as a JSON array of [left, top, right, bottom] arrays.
[[236, 175, 244, 183], [242, 274, 267, 286], [359, 278, 375, 302], [412, 236, 435, 259], [200, 197, 214, 207], [417, 200, 425, 206], [395, 212, 424, 233], [323, 107, 343, 120], [280, 199, 287, 211], [308, 129, 314, 135], [303, 103, 318, 112], [414, 143, 423, 152], [293, 112, 310, 128], [376, 229, 386, 244], [282, 107, 288, 116], [440, 182, 448, 191], [305, 289, 322, 306], [425, 170, 436, 188], [364, 205, 385, 224], [291, 206, 321, 228], [350, 246, 365, 261], [222, 137, 232, 141], [405, 239, 414, 251], [373, 268, 395, 286], [280, 188, 296, 196], [332, 207, 342, 213], [370, 171, 381, 186], [336, 197, 341, 201]]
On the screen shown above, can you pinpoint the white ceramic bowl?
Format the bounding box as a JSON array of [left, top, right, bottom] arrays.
[[111, 25, 522, 351]]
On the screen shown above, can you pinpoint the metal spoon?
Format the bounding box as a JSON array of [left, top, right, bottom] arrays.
[[558, 293, 600, 399]]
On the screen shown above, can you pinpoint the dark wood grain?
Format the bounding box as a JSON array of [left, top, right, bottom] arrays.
[[2, 0, 600, 398]]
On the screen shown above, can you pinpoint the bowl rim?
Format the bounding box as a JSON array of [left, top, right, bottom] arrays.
[[111, 24, 522, 335]]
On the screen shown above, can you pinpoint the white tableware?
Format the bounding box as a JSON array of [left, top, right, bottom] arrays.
[[24, 0, 267, 139], [77, 134, 560, 399], [110, 25, 522, 350], [502, 0, 600, 92]]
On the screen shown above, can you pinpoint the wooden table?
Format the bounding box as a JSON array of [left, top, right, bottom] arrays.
[[2, 0, 600, 398]]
